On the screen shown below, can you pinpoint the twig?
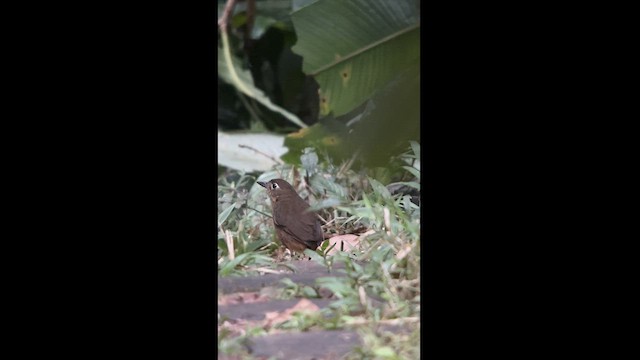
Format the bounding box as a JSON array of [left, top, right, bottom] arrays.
[[316, 213, 329, 224], [243, 0, 256, 52], [302, 172, 321, 200], [236, 90, 261, 123], [246, 206, 272, 219], [383, 207, 392, 236], [238, 144, 283, 164], [218, 0, 238, 30], [224, 229, 235, 260]]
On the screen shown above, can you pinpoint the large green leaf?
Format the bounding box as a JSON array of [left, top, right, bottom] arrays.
[[291, 0, 420, 116], [280, 117, 350, 165], [347, 62, 420, 167]]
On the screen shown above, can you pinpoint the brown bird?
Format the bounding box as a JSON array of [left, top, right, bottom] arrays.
[[257, 179, 324, 255]]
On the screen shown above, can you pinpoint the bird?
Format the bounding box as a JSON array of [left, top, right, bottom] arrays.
[[257, 179, 324, 255]]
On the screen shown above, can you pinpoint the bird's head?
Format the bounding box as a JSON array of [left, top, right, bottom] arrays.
[[257, 178, 297, 203]]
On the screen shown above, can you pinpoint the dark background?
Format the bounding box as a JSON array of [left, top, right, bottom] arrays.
[[6, 1, 621, 358]]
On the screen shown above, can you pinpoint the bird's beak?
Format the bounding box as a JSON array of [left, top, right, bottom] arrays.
[[257, 181, 267, 188]]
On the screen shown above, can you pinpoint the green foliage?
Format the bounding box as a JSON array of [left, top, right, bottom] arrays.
[[218, 1, 420, 356], [219, 34, 307, 128], [279, 277, 319, 299], [217, 172, 282, 276], [218, 0, 420, 170], [218, 0, 318, 132], [218, 136, 420, 358], [347, 326, 420, 360], [276, 310, 326, 332], [218, 321, 267, 358]]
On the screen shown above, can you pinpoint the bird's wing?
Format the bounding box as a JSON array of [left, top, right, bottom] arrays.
[[274, 203, 323, 248]]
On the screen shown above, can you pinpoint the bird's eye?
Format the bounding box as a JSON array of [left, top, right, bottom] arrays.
[[271, 183, 279, 189]]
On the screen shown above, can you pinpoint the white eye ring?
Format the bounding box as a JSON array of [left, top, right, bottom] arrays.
[[271, 183, 279, 189]]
